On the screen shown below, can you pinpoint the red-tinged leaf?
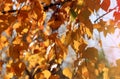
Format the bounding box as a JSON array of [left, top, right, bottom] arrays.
[[0, 22, 9, 34], [48, 33, 58, 41], [0, 60, 3, 71], [114, 12, 120, 21], [5, 0, 13, 3], [100, 0, 110, 11], [17, 0, 26, 3], [9, 45, 20, 59], [9, 44, 28, 59], [117, 0, 120, 9], [34, 49, 40, 54]]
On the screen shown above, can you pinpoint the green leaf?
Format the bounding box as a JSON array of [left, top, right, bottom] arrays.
[[70, 9, 78, 21]]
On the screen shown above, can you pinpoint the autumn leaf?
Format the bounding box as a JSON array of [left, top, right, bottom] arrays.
[[82, 47, 98, 61], [82, 66, 89, 79], [73, 40, 80, 52], [41, 0, 51, 5], [0, 0, 118, 78], [49, 75, 60, 79], [0, 61, 3, 71], [11, 61, 26, 77], [62, 67, 72, 79], [9, 45, 20, 59], [42, 70, 51, 79], [100, 0, 110, 11], [70, 9, 77, 21], [114, 12, 120, 21]]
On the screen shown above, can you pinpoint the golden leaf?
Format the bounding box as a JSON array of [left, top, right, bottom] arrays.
[[73, 40, 80, 52], [43, 39, 49, 47], [13, 22, 21, 29], [82, 66, 89, 78], [21, 28, 28, 34], [42, 70, 51, 79], [85, 27, 92, 38], [4, 73, 14, 79], [4, 3, 12, 11], [0, 35, 7, 42], [63, 67, 72, 79]]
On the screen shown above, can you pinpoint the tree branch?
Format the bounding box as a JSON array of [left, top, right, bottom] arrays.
[[94, 6, 118, 23], [1, 0, 71, 14]]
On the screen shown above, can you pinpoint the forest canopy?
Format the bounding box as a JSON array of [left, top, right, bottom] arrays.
[[0, 0, 120, 79]]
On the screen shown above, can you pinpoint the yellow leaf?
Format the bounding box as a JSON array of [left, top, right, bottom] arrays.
[[4, 3, 12, 11], [85, 27, 92, 38], [77, 0, 84, 6], [73, 40, 80, 52], [21, 28, 28, 34], [82, 66, 89, 78], [63, 67, 72, 79], [13, 37, 21, 44], [42, 70, 51, 79], [43, 39, 49, 47], [93, 24, 101, 28], [60, 34, 65, 44], [4, 73, 14, 79], [13, 22, 21, 29], [0, 35, 7, 42]]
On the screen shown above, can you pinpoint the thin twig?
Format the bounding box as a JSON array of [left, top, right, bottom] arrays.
[[94, 6, 118, 23]]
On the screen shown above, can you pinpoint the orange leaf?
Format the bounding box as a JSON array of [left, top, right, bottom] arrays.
[[0, 61, 3, 71], [11, 61, 26, 77]]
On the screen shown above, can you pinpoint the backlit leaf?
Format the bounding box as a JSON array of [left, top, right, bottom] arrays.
[[42, 70, 51, 79], [73, 40, 80, 52], [63, 67, 72, 79]]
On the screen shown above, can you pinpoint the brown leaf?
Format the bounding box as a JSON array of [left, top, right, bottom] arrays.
[[34, 72, 45, 79], [49, 75, 60, 79], [82, 47, 98, 61], [55, 38, 67, 54], [48, 33, 58, 41], [11, 61, 26, 77], [41, 0, 51, 5], [0, 60, 3, 71], [17, 0, 26, 3], [9, 45, 20, 59], [64, 31, 72, 46]]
